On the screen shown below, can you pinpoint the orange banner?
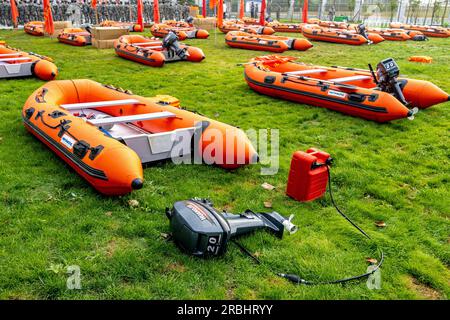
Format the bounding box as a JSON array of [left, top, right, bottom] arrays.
[[43, 0, 54, 35], [10, 0, 19, 26]]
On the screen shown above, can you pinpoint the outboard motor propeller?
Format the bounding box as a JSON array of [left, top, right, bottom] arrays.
[[375, 58, 409, 106], [162, 31, 188, 59], [166, 198, 297, 257]]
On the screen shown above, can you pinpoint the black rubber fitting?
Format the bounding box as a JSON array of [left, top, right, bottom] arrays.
[[131, 178, 143, 190]]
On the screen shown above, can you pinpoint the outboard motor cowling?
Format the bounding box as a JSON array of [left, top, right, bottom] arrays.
[[357, 23, 371, 43], [376, 58, 408, 105], [162, 31, 188, 59]]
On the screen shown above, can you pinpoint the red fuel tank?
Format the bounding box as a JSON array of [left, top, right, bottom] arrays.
[[286, 148, 332, 202]]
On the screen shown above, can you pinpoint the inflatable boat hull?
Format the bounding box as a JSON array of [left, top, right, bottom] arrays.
[[114, 35, 205, 67], [225, 31, 312, 53], [0, 44, 57, 80], [23, 80, 257, 194], [244, 56, 448, 122], [24, 21, 44, 36], [57, 28, 92, 46]]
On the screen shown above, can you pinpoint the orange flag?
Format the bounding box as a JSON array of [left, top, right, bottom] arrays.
[[217, 0, 223, 27], [91, 0, 97, 9], [259, 0, 266, 26], [154, 0, 160, 24], [10, 0, 19, 27], [43, 0, 54, 35], [209, 0, 217, 10], [302, 0, 309, 23], [137, 0, 144, 31], [239, 0, 244, 20]]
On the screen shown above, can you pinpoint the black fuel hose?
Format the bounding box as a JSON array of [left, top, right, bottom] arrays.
[[234, 166, 384, 286]]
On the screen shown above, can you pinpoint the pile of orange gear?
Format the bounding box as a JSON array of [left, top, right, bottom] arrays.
[[408, 56, 433, 63]]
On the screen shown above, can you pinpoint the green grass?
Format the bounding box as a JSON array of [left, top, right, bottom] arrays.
[[0, 29, 449, 300]]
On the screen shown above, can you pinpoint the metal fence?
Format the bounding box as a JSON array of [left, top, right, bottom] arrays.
[[1, 0, 449, 28]]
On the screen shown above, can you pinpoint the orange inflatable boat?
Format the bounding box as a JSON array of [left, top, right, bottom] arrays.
[[225, 31, 312, 53], [150, 23, 209, 39], [242, 17, 260, 25], [99, 20, 143, 32], [219, 23, 275, 35], [316, 20, 350, 29], [114, 34, 205, 67], [244, 55, 448, 122], [302, 24, 384, 45], [57, 28, 92, 46], [267, 22, 303, 33], [23, 79, 257, 195], [24, 21, 44, 36], [390, 23, 450, 38], [366, 28, 411, 41], [0, 44, 57, 80]]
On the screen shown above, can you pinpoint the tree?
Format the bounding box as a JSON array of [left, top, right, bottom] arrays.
[[424, 0, 431, 25], [430, 0, 442, 24], [388, 0, 398, 22], [442, 0, 449, 25]]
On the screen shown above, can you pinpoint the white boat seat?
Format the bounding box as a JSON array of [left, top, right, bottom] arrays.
[[0, 57, 32, 62], [284, 69, 328, 76], [60, 99, 141, 110], [0, 53, 23, 57], [136, 41, 162, 46], [137, 45, 163, 49], [331, 75, 372, 83], [87, 111, 175, 126]]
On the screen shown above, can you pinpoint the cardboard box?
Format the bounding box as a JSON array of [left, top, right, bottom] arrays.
[[189, 6, 200, 17], [53, 21, 72, 29], [92, 39, 116, 49], [193, 18, 217, 31], [91, 27, 129, 41], [45, 21, 73, 38]]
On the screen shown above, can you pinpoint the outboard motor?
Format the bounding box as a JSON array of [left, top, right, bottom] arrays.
[[166, 198, 297, 257], [162, 32, 188, 59], [186, 16, 194, 25], [82, 24, 92, 34], [375, 58, 408, 105], [412, 34, 428, 41], [356, 23, 371, 43]]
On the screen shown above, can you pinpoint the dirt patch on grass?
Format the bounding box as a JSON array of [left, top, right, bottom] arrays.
[[406, 275, 442, 300], [106, 240, 117, 258], [166, 262, 186, 273]]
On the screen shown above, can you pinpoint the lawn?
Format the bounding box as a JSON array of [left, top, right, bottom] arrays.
[[0, 29, 449, 300]]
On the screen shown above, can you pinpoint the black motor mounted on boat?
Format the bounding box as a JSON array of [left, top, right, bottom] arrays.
[[162, 31, 188, 59], [371, 58, 408, 106]]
